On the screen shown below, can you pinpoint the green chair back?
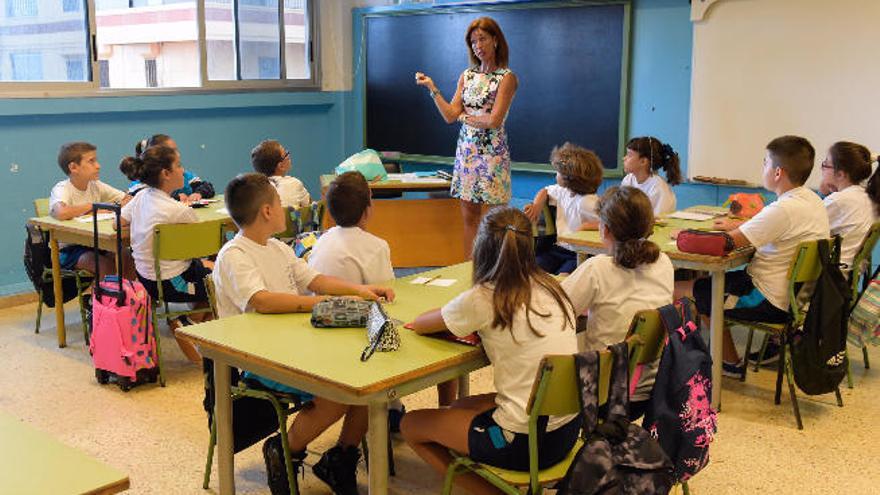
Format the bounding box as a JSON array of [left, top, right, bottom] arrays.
[[625, 309, 665, 373], [849, 221, 880, 305], [34, 198, 50, 217], [786, 240, 824, 325], [276, 201, 326, 240], [204, 274, 218, 319], [530, 203, 556, 237], [153, 220, 225, 264]]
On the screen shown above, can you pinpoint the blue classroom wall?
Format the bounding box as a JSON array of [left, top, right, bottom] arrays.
[[0, 92, 349, 294]]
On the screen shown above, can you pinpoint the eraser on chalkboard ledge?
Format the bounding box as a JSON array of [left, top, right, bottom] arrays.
[[691, 176, 754, 187], [380, 151, 402, 160]]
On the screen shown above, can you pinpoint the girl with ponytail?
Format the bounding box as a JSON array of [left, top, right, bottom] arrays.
[[401, 207, 580, 492], [561, 186, 673, 418], [819, 141, 880, 270], [622, 136, 682, 215], [126, 134, 215, 202]]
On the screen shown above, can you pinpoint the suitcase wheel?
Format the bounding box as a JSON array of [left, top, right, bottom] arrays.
[[95, 369, 110, 385], [118, 376, 133, 392]]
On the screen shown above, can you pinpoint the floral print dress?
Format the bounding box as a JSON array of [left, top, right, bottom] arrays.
[[451, 67, 513, 204]]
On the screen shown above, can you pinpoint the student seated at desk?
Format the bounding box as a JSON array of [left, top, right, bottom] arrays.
[[402, 207, 579, 495], [676, 136, 830, 378], [524, 142, 602, 275], [124, 134, 215, 202], [621, 136, 682, 216], [212, 173, 394, 495], [251, 139, 311, 208], [561, 186, 673, 419], [49, 141, 129, 278], [120, 145, 210, 364], [818, 141, 880, 270]]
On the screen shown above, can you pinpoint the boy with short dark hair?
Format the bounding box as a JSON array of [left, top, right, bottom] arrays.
[[308, 171, 394, 284], [213, 173, 394, 495], [50, 142, 129, 275], [250, 139, 310, 208], [677, 135, 830, 378]]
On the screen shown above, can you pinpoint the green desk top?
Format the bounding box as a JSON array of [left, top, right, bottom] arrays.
[[559, 206, 754, 263], [181, 263, 484, 397], [0, 411, 129, 495], [28, 195, 230, 237]]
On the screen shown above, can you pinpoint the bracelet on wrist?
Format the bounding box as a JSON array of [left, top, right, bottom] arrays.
[[429, 88, 440, 98]]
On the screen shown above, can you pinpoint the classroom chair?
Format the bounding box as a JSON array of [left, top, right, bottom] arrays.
[[441, 340, 642, 495], [202, 275, 308, 494], [31, 198, 93, 343], [531, 203, 557, 253], [277, 201, 325, 240], [151, 219, 225, 387], [729, 240, 843, 430], [845, 221, 880, 387]]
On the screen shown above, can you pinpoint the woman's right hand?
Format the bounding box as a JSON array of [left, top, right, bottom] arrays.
[[414, 72, 435, 91]]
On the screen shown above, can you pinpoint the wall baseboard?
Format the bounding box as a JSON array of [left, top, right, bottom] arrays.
[[0, 291, 37, 310]]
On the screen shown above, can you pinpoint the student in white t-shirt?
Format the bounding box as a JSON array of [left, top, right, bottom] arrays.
[[402, 207, 579, 492], [49, 142, 129, 276], [251, 139, 311, 208], [677, 136, 830, 378], [308, 171, 394, 284], [561, 186, 674, 419], [120, 145, 209, 364], [620, 136, 682, 216], [818, 141, 880, 270], [212, 173, 394, 495], [524, 142, 603, 275]]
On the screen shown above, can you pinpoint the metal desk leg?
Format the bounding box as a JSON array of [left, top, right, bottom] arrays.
[[367, 401, 389, 495], [710, 270, 725, 410], [49, 231, 66, 348], [457, 373, 470, 399], [215, 359, 235, 495]]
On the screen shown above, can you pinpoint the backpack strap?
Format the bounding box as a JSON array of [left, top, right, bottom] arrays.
[[606, 341, 631, 421], [573, 350, 601, 437]]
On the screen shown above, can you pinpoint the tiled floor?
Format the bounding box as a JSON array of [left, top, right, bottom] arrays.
[[1, 302, 878, 494]]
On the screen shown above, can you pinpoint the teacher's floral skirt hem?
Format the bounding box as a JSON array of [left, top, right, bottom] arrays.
[[451, 125, 511, 205]]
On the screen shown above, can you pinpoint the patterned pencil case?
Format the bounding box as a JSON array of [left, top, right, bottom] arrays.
[[360, 302, 400, 361], [310, 297, 371, 328]]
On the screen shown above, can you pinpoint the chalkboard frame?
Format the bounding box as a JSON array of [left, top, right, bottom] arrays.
[[354, 0, 632, 175]]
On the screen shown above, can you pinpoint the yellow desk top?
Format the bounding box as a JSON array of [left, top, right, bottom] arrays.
[[181, 263, 486, 397], [0, 411, 129, 495], [559, 206, 755, 265], [28, 196, 231, 238], [320, 174, 451, 192]]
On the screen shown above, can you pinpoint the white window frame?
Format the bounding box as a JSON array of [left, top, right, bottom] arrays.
[[0, 0, 320, 97]]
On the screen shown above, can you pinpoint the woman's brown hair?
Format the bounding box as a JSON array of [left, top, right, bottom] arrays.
[[626, 136, 682, 186], [829, 141, 880, 215], [465, 17, 509, 68], [472, 207, 574, 336], [598, 186, 661, 269]]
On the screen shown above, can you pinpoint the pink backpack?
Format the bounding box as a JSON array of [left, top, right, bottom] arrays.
[[90, 277, 160, 391]]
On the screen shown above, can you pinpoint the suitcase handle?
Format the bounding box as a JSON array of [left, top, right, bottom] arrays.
[[92, 202, 125, 307]]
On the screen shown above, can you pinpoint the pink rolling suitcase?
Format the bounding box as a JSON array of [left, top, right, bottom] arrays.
[[89, 203, 161, 391]]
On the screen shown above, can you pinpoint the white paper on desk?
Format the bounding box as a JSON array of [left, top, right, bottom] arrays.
[[217, 208, 229, 215], [75, 213, 115, 222], [667, 211, 716, 222], [410, 277, 433, 285], [386, 173, 414, 181], [427, 278, 456, 287]]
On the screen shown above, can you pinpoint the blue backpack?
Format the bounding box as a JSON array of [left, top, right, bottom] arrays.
[[643, 298, 717, 483]]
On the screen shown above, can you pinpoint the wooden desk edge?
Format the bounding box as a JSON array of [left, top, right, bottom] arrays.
[[183, 333, 487, 398], [84, 476, 130, 495], [559, 236, 755, 265]]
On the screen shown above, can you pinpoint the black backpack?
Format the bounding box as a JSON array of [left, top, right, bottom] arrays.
[[557, 341, 673, 495], [790, 238, 851, 395], [643, 298, 717, 483], [23, 224, 84, 308]]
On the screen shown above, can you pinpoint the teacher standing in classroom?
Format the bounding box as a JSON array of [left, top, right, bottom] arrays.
[[416, 17, 518, 258]]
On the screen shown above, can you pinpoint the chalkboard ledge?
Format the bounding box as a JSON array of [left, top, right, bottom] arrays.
[[383, 153, 625, 176]]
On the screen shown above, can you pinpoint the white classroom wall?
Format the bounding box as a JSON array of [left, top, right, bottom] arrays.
[[688, 0, 880, 187]]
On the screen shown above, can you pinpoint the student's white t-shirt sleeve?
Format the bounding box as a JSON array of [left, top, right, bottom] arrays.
[[545, 184, 561, 204], [739, 202, 789, 248], [98, 181, 126, 203], [561, 258, 599, 315], [172, 203, 199, 223], [620, 174, 635, 187], [121, 198, 134, 222], [49, 181, 69, 212], [441, 287, 492, 337], [219, 248, 268, 313], [823, 194, 845, 236], [376, 242, 394, 283], [285, 245, 321, 292], [579, 195, 600, 223]]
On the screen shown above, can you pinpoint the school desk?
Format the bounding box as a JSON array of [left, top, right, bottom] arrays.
[[28, 198, 231, 348], [320, 174, 465, 267], [558, 206, 755, 409], [179, 262, 488, 495], [0, 411, 129, 494]]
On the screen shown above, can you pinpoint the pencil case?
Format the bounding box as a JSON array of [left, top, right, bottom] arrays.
[[310, 297, 371, 328], [676, 229, 734, 256]]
